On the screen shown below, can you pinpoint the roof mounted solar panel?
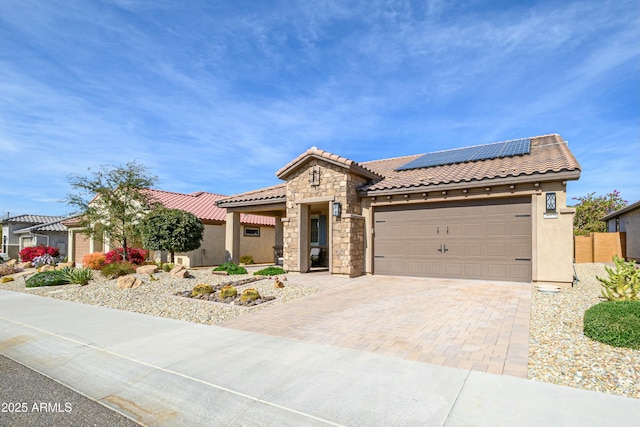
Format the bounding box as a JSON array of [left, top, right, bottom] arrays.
[[396, 138, 530, 171]]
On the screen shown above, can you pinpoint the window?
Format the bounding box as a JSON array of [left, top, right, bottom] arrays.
[[310, 215, 327, 246], [244, 227, 260, 237]]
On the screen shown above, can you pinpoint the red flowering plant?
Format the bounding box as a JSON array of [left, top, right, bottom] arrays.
[[104, 248, 148, 265], [19, 246, 60, 263]]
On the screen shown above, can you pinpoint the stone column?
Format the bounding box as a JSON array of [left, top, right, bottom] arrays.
[[225, 211, 241, 263]]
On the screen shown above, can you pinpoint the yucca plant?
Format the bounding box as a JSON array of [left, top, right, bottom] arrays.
[[597, 256, 639, 301], [61, 267, 94, 286]]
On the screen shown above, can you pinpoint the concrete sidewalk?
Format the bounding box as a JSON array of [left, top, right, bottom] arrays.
[[1, 290, 639, 426]]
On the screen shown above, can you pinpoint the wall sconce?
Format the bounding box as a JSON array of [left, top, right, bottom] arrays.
[[332, 201, 342, 217], [546, 192, 556, 213]]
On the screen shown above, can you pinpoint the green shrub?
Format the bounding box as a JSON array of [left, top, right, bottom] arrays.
[[25, 271, 70, 288], [162, 263, 174, 272], [212, 262, 247, 275], [239, 255, 254, 265], [2, 276, 15, 283], [584, 301, 640, 349], [191, 283, 213, 297], [597, 256, 639, 301], [253, 266, 286, 276], [101, 262, 136, 279], [61, 267, 94, 286]]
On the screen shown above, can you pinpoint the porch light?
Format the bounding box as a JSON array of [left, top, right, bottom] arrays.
[[332, 202, 342, 217]]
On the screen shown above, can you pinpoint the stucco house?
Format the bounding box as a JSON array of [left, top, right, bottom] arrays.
[[1, 215, 69, 260], [218, 134, 581, 285], [64, 189, 275, 268], [602, 200, 640, 262]]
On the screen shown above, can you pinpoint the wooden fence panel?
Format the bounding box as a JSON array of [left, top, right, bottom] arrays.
[[574, 232, 626, 263]]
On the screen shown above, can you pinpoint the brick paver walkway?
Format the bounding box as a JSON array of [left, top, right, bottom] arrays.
[[221, 272, 531, 377]]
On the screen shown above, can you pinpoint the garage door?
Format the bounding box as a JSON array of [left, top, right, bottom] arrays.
[[374, 197, 532, 282], [74, 232, 90, 265]]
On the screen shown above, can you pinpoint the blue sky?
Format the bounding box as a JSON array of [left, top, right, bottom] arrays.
[[1, 0, 638, 217]]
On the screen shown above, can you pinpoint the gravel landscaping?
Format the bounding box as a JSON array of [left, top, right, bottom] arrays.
[[1, 263, 638, 399], [529, 263, 640, 399], [0, 268, 319, 325]]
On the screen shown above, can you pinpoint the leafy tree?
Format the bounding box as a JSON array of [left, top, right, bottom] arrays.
[[572, 190, 627, 236], [66, 161, 158, 261], [139, 208, 204, 262]]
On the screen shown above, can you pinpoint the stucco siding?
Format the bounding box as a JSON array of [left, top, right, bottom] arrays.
[[240, 225, 275, 264], [620, 209, 640, 261]]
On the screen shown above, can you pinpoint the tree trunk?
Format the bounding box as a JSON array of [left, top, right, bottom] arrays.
[[122, 238, 129, 261], [170, 250, 175, 264]]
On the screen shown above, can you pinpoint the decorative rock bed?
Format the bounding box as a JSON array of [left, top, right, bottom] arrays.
[[174, 276, 276, 307]]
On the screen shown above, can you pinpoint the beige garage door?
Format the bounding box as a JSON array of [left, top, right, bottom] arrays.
[[74, 232, 91, 265], [374, 197, 532, 282]]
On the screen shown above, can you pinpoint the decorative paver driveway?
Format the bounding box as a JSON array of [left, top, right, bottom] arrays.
[[221, 273, 531, 377]]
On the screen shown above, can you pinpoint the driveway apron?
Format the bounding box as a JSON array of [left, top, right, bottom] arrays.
[[221, 273, 532, 377]]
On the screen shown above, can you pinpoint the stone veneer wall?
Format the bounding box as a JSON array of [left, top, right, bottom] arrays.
[[282, 158, 369, 277]]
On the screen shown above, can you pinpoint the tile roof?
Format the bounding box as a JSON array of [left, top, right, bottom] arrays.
[[144, 189, 275, 226], [13, 219, 69, 234], [216, 184, 287, 207], [213, 134, 581, 206], [360, 134, 581, 193], [3, 214, 67, 224], [601, 199, 640, 221], [276, 147, 383, 181]]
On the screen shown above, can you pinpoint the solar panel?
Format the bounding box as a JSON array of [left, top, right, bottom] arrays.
[[395, 138, 530, 171]]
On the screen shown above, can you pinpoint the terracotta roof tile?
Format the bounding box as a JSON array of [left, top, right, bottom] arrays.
[[217, 184, 287, 206], [276, 147, 382, 180], [144, 189, 275, 226], [360, 134, 581, 193]]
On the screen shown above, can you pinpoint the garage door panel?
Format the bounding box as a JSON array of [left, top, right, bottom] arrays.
[[374, 198, 531, 282]]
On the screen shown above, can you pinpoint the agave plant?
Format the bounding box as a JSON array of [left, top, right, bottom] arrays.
[[61, 267, 94, 286], [597, 256, 640, 301]]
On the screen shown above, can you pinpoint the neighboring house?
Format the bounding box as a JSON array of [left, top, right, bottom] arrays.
[[63, 190, 275, 268], [1, 215, 69, 260], [601, 200, 640, 262], [218, 134, 581, 285]]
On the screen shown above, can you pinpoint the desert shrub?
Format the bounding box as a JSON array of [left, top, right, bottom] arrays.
[[212, 262, 247, 275], [0, 264, 23, 277], [61, 267, 94, 286], [254, 266, 286, 276], [32, 254, 57, 268], [2, 276, 15, 283], [19, 245, 60, 262], [597, 256, 639, 301], [162, 263, 174, 272], [239, 255, 254, 265], [25, 270, 70, 288], [584, 301, 640, 349], [104, 248, 148, 265], [82, 252, 106, 270], [101, 261, 136, 279], [191, 283, 213, 297]]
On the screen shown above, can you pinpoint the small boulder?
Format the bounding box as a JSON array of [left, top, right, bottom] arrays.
[[56, 262, 75, 270], [117, 275, 142, 289], [212, 271, 228, 276], [17, 262, 32, 269], [172, 268, 189, 279], [274, 277, 285, 288], [137, 265, 158, 274], [6, 259, 17, 266], [39, 265, 55, 272], [169, 265, 185, 275]]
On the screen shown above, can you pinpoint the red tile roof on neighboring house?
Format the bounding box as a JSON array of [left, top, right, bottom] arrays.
[[144, 189, 275, 226]]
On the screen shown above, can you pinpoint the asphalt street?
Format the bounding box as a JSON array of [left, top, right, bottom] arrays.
[[0, 354, 140, 427]]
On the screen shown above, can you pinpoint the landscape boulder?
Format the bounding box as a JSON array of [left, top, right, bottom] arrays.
[[17, 262, 32, 269], [39, 265, 55, 272], [117, 275, 143, 289], [5, 259, 17, 266], [56, 262, 75, 270], [137, 264, 158, 274]]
